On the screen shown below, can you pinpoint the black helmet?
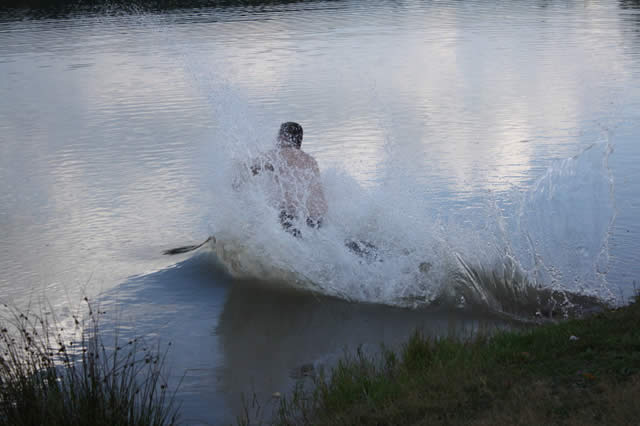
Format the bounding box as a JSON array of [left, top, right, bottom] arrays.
[[278, 122, 303, 149]]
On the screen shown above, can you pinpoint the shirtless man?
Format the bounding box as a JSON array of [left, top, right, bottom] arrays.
[[247, 122, 328, 237], [164, 124, 325, 254], [165, 123, 377, 257]]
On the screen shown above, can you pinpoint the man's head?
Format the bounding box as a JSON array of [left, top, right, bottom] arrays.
[[278, 122, 303, 149]]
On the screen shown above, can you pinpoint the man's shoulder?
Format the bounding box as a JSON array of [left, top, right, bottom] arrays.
[[301, 151, 320, 172], [269, 148, 318, 169], [299, 150, 318, 162]]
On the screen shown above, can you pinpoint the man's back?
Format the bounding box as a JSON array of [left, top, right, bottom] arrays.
[[234, 122, 328, 233], [261, 147, 327, 222]]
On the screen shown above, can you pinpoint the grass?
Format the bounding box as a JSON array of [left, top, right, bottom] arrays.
[[271, 295, 640, 425], [0, 298, 179, 426], [2, 292, 634, 425]]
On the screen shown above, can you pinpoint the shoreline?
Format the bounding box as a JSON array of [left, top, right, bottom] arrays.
[[265, 295, 640, 425]]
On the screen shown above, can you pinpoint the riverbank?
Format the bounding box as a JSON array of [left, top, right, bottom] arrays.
[[271, 296, 640, 425], [0, 301, 178, 426], [0, 296, 637, 425]]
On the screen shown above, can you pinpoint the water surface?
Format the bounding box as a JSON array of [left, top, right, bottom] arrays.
[[1, 0, 639, 422]]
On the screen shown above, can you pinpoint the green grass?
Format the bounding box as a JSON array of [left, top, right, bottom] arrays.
[[0, 299, 179, 426], [272, 296, 640, 425], [4, 293, 634, 426]]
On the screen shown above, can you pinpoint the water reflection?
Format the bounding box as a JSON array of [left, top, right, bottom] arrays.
[[1, 0, 345, 20], [216, 280, 508, 405], [620, 0, 640, 43], [97, 254, 230, 424], [620, 0, 640, 8], [98, 252, 511, 423]]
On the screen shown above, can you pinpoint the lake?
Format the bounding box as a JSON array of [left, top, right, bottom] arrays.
[[1, 0, 639, 422]]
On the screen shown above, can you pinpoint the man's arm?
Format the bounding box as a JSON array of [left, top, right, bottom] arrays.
[[232, 155, 274, 191], [250, 161, 274, 176]]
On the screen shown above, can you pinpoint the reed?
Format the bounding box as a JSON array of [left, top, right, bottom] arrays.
[[0, 298, 179, 426]]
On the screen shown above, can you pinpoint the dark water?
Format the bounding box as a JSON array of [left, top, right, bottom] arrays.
[[1, 0, 640, 422]]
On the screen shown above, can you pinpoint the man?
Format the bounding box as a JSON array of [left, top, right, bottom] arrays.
[[245, 122, 328, 237], [165, 122, 378, 259]]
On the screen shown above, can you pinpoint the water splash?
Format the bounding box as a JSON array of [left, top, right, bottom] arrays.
[[174, 28, 618, 318], [512, 142, 616, 302], [201, 135, 616, 318]]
